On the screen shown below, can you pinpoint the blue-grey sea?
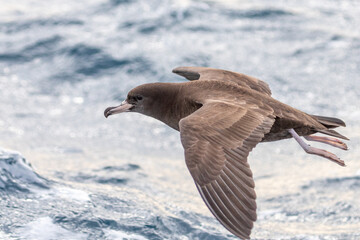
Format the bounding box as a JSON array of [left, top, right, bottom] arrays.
[[1, 0, 360, 239]]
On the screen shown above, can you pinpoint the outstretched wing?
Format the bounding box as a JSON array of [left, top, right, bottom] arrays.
[[173, 66, 272, 96], [179, 100, 275, 239]]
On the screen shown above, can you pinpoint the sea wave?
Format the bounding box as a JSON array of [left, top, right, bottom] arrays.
[[0, 148, 48, 192]]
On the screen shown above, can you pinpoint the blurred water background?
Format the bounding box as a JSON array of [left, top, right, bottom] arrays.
[[0, 0, 360, 239]]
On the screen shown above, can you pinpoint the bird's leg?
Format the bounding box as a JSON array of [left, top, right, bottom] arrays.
[[304, 135, 348, 150], [287, 129, 345, 166]]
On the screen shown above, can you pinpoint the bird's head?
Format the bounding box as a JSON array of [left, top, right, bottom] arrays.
[[104, 83, 176, 119]]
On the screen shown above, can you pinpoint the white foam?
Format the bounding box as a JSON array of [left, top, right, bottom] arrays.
[[104, 229, 147, 240], [0, 231, 15, 240], [257, 208, 282, 220], [0, 148, 46, 187], [35, 186, 91, 202], [53, 186, 91, 202], [19, 217, 87, 240]]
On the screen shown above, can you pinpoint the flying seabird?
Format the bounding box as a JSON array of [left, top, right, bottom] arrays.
[[104, 67, 348, 239]]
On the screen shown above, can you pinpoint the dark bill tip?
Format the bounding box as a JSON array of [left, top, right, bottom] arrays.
[[104, 107, 115, 118], [104, 100, 133, 118]]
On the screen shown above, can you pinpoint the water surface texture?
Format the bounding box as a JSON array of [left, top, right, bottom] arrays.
[[1, 0, 360, 239]]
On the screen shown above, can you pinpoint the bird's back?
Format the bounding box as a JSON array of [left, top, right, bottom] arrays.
[[178, 80, 334, 142]]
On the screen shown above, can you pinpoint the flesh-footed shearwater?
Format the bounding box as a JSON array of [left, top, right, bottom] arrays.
[[104, 67, 348, 239]]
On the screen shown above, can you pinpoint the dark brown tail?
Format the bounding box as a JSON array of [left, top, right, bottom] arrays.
[[311, 115, 349, 140], [317, 129, 349, 140], [311, 115, 346, 128]]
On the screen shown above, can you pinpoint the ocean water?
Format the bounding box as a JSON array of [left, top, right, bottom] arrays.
[[0, 0, 360, 239]]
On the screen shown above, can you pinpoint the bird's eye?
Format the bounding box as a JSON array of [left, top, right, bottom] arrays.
[[135, 95, 143, 101]]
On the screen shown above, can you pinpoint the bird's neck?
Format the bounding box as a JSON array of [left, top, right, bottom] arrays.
[[147, 83, 202, 131]]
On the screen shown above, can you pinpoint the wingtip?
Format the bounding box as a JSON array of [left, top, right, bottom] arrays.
[[172, 66, 191, 73], [172, 66, 201, 80], [172, 67, 181, 73]]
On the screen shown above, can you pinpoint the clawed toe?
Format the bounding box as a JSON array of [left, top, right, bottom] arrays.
[[304, 135, 348, 150], [288, 129, 346, 166], [306, 146, 345, 166]]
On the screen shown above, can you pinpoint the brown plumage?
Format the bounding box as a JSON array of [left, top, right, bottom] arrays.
[[104, 67, 348, 239]]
